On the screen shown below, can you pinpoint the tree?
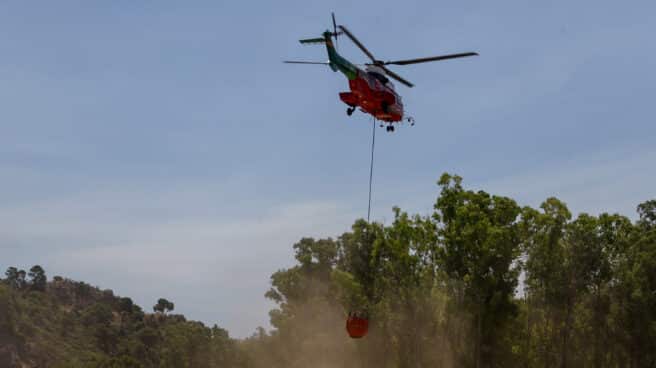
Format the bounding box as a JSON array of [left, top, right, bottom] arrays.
[[637, 199, 656, 227], [4, 267, 18, 287], [520, 197, 572, 367], [4, 267, 27, 290], [118, 297, 134, 314], [434, 174, 522, 367], [28, 265, 47, 292], [153, 298, 174, 314], [264, 236, 356, 368], [608, 200, 656, 367]]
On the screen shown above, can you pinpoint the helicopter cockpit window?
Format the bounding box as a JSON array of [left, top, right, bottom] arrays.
[[368, 71, 389, 85]]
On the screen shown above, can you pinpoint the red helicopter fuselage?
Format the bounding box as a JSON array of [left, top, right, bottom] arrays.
[[339, 68, 403, 122]]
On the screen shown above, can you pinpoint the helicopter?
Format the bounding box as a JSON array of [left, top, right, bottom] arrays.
[[285, 14, 478, 132]]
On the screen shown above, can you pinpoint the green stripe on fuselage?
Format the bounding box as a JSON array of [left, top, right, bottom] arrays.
[[323, 31, 359, 80]]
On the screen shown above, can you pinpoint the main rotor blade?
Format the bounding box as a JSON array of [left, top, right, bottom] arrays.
[[338, 25, 377, 63], [285, 60, 370, 67], [384, 52, 479, 65], [380, 65, 414, 88], [284, 61, 330, 65]]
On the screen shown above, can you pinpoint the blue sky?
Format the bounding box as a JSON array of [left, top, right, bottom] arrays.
[[1, 1, 654, 337]]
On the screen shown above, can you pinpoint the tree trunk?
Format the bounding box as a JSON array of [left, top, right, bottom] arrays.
[[593, 286, 602, 368], [525, 296, 532, 368], [560, 295, 573, 368], [476, 302, 482, 368]]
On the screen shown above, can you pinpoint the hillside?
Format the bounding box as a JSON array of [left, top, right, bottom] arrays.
[[0, 272, 247, 368]]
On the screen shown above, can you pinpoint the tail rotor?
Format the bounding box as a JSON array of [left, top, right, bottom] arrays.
[[332, 12, 339, 49], [330, 12, 344, 49]]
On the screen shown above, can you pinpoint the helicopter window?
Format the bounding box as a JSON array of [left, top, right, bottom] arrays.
[[368, 72, 389, 85]]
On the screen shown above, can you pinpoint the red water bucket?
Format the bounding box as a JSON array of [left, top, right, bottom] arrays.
[[346, 314, 369, 338]]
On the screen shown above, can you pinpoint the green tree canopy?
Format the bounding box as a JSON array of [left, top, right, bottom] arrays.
[[153, 298, 174, 314], [28, 265, 47, 292]]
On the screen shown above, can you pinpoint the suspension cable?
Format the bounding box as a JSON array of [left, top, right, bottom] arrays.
[[367, 118, 376, 222]]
